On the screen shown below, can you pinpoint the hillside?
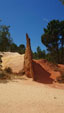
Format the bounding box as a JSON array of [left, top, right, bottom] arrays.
[[0, 52, 64, 84]]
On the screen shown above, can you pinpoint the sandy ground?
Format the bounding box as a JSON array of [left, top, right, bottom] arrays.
[[0, 52, 64, 113], [0, 78, 64, 113]]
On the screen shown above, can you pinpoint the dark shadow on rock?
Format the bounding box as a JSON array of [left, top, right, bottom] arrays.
[[33, 61, 53, 84]]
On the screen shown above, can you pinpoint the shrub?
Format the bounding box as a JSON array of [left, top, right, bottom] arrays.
[[0, 55, 2, 70], [0, 71, 6, 79], [4, 67, 12, 74], [0, 70, 12, 80], [0, 55, 2, 62]]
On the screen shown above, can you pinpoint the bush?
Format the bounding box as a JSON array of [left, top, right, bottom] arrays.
[[4, 67, 12, 74], [0, 71, 6, 79], [0, 71, 11, 79], [0, 55, 2, 70], [0, 69, 12, 80], [0, 55, 2, 62]]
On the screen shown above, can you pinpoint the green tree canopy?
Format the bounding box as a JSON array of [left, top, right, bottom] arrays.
[[41, 20, 64, 64], [10, 43, 18, 52], [37, 46, 43, 59], [18, 44, 25, 54], [59, 0, 64, 4], [0, 25, 12, 51], [33, 46, 46, 59], [0, 22, 25, 54]]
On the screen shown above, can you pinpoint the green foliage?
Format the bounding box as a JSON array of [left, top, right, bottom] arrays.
[[10, 43, 18, 52], [0, 55, 2, 70], [59, 0, 64, 4], [37, 46, 42, 59], [18, 44, 25, 54], [45, 53, 57, 64], [0, 22, 25, 54], [33, 52, 38, 59], [0, 25, 12, 51], [33, 46, 46, 59], [41, 20, 64, 64]]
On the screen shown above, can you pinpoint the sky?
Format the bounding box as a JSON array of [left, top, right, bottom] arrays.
[[0, 0, 64, 52]]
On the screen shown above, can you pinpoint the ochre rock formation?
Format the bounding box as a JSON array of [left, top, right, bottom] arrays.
[[1, 53, 24, 74], [24, 34, 35, 80]]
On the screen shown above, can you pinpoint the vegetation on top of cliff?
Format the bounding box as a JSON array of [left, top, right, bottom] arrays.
[[0, 22, 25, 54]]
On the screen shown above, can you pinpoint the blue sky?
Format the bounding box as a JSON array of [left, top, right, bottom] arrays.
[[0, 0, 64, 52]]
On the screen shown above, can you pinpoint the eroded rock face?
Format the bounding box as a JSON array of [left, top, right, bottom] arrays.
[[1, 53, 24, 74], [24, 34, 35, 80]]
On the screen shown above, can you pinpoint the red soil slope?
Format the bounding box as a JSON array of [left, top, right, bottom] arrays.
[[33, 59, 64, 84]]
